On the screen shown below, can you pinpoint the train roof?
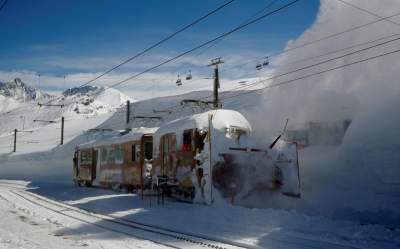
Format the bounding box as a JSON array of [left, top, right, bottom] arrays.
[[77, 127, 158, 150], [154, 109, 252, 136]]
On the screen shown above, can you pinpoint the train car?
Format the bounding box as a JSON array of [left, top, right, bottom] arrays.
[[73, 128, 157, 190], [73, 109, 301, 205], [151, 109, 300, 204]]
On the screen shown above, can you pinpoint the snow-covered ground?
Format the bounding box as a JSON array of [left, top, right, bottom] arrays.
[[0, 180, 398, 249], [0, 84, 399, 248], [0, 181, 171, 249]]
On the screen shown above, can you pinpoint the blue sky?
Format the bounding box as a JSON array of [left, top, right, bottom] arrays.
[[0, 0, 319, 96]]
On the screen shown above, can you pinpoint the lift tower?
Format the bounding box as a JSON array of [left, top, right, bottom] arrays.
[[208, 57, 224, 109]]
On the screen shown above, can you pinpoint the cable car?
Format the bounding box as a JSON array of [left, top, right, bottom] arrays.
[[176, 75, 182, 86], [256, 62, 263, 70], [186, 70, 192, 80], [262, 57, 269, 66]]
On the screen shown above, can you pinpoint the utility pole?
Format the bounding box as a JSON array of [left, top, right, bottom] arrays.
[[13, 129, 17, 152], [61, 117, 64, 145], [208, 57, 224, 109], [126, 100, 130, 125]]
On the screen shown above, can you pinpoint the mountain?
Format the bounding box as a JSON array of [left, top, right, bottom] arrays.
[[0, 78, 53, 102], [60, 85, 133, 115], [0, 80, 133, 134]]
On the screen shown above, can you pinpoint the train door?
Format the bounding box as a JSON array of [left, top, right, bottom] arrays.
[[161, 133, 176, 178], [141, 135, 153, 189], [94, 148, 101, 184], [73, 150, 78, 179], [92, 149, 98, 181]]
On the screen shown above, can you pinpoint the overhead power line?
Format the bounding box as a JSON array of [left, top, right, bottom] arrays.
[[79, 0, 236, 88], [110, 0, 302, 89]]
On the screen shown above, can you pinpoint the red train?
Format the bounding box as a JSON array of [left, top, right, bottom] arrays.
[[73, 109, 300, 204]]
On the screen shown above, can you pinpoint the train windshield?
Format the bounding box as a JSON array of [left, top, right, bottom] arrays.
[[225, 125, 248, 140], [144, 141, 153, 160]]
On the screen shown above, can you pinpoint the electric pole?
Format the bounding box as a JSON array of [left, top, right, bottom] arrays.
[[208, 57, 224, 109], [126, 100, 130, 125], [13, 129, 17, 152], [61, 116, 64, 145]]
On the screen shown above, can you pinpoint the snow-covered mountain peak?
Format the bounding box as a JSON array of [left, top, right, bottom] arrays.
[[62, 85, 101, 97], [58, 85, 133, 115], [0, 77, 53, 102]]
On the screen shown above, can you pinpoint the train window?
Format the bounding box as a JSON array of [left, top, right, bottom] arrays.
[[226, 125, 247, 140], [195, 130, 207, 152], [162, 136, 169, 166], [100, 148, 107, 163], [115, 145, 123, 164], [144, 141, 153, 160], [80, 150, 92, 165], [136, 145, 141, 161], [132, 144, 136, 162], [131, 144, 141, 162], [108, 147, 115, 163], [182, 131, 192, 151]]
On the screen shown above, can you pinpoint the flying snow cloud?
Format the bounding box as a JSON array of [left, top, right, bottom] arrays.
[[247, 0, 400, 131], [243, 0, 400, 223]]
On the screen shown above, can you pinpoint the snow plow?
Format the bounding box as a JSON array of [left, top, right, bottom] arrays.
[[73, 109, 301, 204]]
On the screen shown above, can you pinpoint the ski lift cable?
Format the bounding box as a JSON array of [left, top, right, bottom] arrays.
[[219, 11, 400, 74], [109, 0, 302, 90], [335, 0, 400, 27], [155, 36, 400, 115], [11, 3, 398, 127], [194, 0, 280, 57], [188, 36, 400, 105], [73, 0, 236, 89], [27, 0, 392, 117], [114, 34, 398, 121], [219, 32, 400, 82], [35, 0, 236, 108], [218, 36, 400, 97], [219, 47, 400, 103]]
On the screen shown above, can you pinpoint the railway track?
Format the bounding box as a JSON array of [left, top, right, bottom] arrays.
[[3, 186, 247, 249], [0, 182, 364, 249]]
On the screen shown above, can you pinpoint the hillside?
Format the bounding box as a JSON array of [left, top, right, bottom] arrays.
[[0, 79, 133, 134]]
